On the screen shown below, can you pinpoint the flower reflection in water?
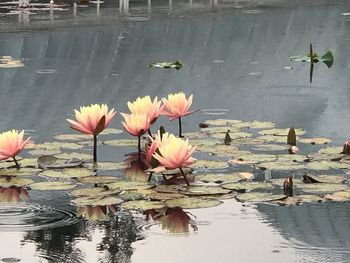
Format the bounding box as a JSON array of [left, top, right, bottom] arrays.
[[146, 207, 197, 234], [0, 186, 30, 203], [77, 205, 117, 222], [123, 153, 149, 182]]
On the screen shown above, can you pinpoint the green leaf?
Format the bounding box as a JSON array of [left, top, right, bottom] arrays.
[[94, 116, 106, 135], [320, 50, 334, 68]]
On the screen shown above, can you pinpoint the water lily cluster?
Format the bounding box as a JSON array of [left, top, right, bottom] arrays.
[[0, 92, 197, 186]]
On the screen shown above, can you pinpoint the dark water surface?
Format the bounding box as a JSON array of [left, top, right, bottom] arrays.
[[1, 0, 350, 262]]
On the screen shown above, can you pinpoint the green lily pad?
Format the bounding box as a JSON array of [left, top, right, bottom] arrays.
[[236, 192, 287, 203], [106, 181, 154, 191], [296, 183, 349, 194], [165, 197, 222, 209], [258, 128, 306, 136], [73, 196, 123, 207], [210, 131, 252, 140], [305, 161, 350, 170], [273, 195, 323, 205], [182, 132, 206, 139], [0, 177, 34, 187], [298, 138, 331, 145], [102, 139, 138, 147], [17, 158, 38, 168], [256, 161, 305, 170], [70, 187, 121, 197], [229, 154, 278, 164], [153, 185, 187, 194], [221, 181, 274, 191], [56, 152, 92, 160], [307, 152, 344, 162], [255, 135, 298, 144], [146, 192, 185, 201], [233, 121, 276, 129], [303, 174, 347, 184], [28, 149, 62, 156], [201, 126, 241, 134], [277, 154, 310, 162], [122, 200, 165, 211], [100, 128, 123, 135], [40, 168, 93, 179], [203, 119, 242, 126], [270, 178, 303, 187], [204, 145, 242, 157], [192, 160, 229, 169], [84, 162, 128, 171], [324, 190, 350, 201], [119, 191, 146, 201], [54, 133, 92, 141], [180, 186, 231, 196], [0, 168, 42, 177], [318, 147, 343, 155], [78, 176, 119, 184], [30, 181, 77, 191], [195, 173, 242, 183], [37, 155, 83, 169], [252, 144, 288, 151]]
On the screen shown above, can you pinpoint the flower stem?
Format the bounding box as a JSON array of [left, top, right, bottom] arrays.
[[178, 117, 183, 138], [138, 136, 141, 160], [179, 167, 190, 186], [13, 156, 20, 168], [148, 128, 152, 137], [93, 135, 97, 163], [147, 171, 153, 182]]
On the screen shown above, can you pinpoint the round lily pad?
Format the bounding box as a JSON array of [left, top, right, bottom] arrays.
[[119, 191, 146, 201], [17, 158, 38, 168], [30, 181, 77, 190], [56, 152, 92, 160], [276, 154, 309, 162], [202, 144, 241, 157], [298, 138, 331, 145], [165, 197, 222, 209], [0, 177, 34, 187], [0, 168, 42, 177], [305, 161, 350, 171], [122, 200, 165, 211], [146, 192, 185, 201], [153, 185, 187, 193], [229, 154, 278, 164], [258, 128, 306, 136], [37, 155, 83, 169], [255, 135, 296, 144], [252, 144, 288, 151], [236, 192, 287, 203], [303, 174, 347, 184], [100, 128, 123, 135], [256, 161, 305, 171], [106, 181, 154, 191], [180, 186, 231, 196], [78, 176, 119, 184], [221, 181, 274, 191], [210, 131, 252, 140], [28, 149, 61, 156], [54, 133, 91, 141], [84, 162, 128, 171], [273, 195, 323, 205], [195, 173, 242, 183], [73, 196, 123, 207], [318, 147, 343, 155], [324, 191, 350, 201], [192, 160, 229, 170], [203, 119, 242, 126], [40, 168, 93, 179], [70, 187, 121, 197], [296, 183, 349, 194], [102, 139, 138, 147]]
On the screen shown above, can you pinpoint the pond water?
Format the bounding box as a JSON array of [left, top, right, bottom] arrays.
[[1, 0, 350, 262]]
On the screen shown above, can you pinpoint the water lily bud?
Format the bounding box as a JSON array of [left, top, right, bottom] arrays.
[[343, 141, 350, 155]]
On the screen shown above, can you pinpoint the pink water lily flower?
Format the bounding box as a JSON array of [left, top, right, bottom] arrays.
[[0, 130, 30, 167], [67, 104, 116, 136], [161, 92, 197, 137], [151, 132, 196, 185], [127, 95, 163, 124], [67, 104, 116, 162], [121, 113, 151, 156]]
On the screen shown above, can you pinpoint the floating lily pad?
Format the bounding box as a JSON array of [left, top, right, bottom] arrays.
[[19, 158, 40, 168], [195, 173, 242, 183], [33, 142, 61, 150], [84, 162, 128, 171], [122, 200, 165, 211], [203, 119, 242, 126], [255, 135, 298, 144], [40, 168, 93, 179], [54, 134, 91, 141], [119, 191, 146, 201], [0, 168, 41, 177], [165, 197, 222, 209], [70, 187, 121, 197], [324, 190, 350, 201], [298, 138, 331, 145], [256, 161, 305, 170], [182, 132, 206, 139], [252, 144, 288, 151], [55, 152, 92, 160], [277, 154, 309, 162], [146, 192, 185, 201], [233, 121, 276, 129], [180, 186, 231, 196], [303, 174, 347, 184], [149, 60, 183, 70], [37, 155, 83, 169], [192, 160, 229, 169], [307, 152, 344, 162], [0, 177, 34, 187], [270, 178, 303, 187], [102, 139, 138, 147], [221, 181, 274, 191], [210, 131, 252, 140], [318, 147, 343, 155], [153, 185, 187, 193], [296, 183, 349, 194], [100, 128, 123, 135], [28, 149, 61, 156], [30, 181, 77, 191], [305, 161, 350, 170], [236, 192, 287, 203], [73, 196, 123, 207], [78, 176, 118, 184], [201, 126, 240, 134], [160, 168, 193, 176], [229, 154, 278, 164], [273, 195, 323, 205], [106, 181, 154, 191], [205, 145, 242, 157], [258, 128, 306, 136]]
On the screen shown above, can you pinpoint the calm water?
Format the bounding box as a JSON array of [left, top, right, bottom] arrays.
[[1, 0, 350, 262]]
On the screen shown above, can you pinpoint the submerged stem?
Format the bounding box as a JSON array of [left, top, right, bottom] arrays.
[[179, 167, 190, 186], [13, 156, 20, 168], [93, 134, 97, 163], [147, 171, 153, 182], [138, 136, 141, 160]]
